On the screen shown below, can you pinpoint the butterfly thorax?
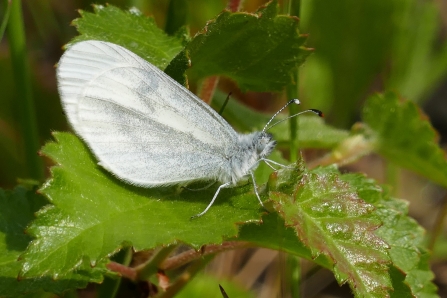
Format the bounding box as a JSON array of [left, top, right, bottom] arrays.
[[222, 132, 276, 185]]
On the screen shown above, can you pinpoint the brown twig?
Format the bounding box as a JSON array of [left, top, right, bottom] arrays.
[[107, 261, 138, 281], [135, 245, 178, 281], [198, 76, 219, 104], [106, 241, 252, 281], [160, 241, 252, 271], [156, 257, 212, 298]]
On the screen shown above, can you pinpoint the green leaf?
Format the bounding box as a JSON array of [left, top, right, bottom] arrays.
[[20, 132, 263, 278], [186, 0, 311, 92], [71, 5, 184, 71], [342, 173, 438, 297], [389, 266, 413, 297], [363, 92, 447, 188], [268, 164, 392, 297], [212, 91, 349, 148], [403, 249, 438, 298], [164, 49, 190, 87], [0, 187, 102, 296], [240, 159, 437, 296]]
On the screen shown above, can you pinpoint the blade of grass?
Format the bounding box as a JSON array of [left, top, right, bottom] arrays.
[[6, 0, 43, 180], [0, 0, 11, 41], [25, 0, 63, 41], [428, 193, 447, 252], [165, 0, 188, 35]]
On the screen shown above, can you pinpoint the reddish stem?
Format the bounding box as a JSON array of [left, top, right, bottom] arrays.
[[106, 261, 137, 281], [198, 76, 219, 104], [161, 241, 252, 271], [227, 0, 244, 12], [106, 241, 252, 281]]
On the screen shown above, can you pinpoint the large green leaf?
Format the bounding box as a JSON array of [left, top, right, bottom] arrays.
[[267, 165, 392, 297], [342, 173, 438, 297], [71, 5, 184, 72], [239, 161, 437, 297], [19, 133, 264, 278], [363, 92, 447, 188], [0, 187, 103, 296], [186, 0, 311, 92], [403, 249, 438, 298]]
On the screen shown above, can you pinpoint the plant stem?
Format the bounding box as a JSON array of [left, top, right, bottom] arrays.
[[161, 241, 251, 271], [283, 2, 302, 297], [98, 247, 133, 298], [156, 256, 213, 298], [287, 73, 299, 162], [136, 245, 177, 280], [285, 0, 301, 162], [7, 0, 43, 180], [428, 192, 447, 252], [106, 242, 252, 283], [227, 0, 244, 12], [279, 253, 301, 297], [306, 134, 373, 169], [198, 76, 219, 104], [384, 161, 399, 196], [106, 261, 137, 281]]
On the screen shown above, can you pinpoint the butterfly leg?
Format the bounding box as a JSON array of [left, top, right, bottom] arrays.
[[262, 160, 278, 171], [261, 158, 291, 169], [191, 182, 231, 219], [250, 170, 265, 208], [252, 160, 277, 171]]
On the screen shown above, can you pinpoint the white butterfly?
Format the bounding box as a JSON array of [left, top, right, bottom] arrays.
[[57, 40, 320, 217]]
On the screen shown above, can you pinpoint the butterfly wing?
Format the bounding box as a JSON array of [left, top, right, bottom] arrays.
[[57, 40, 237, 186]]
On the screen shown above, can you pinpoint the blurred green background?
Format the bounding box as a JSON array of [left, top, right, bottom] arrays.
[[1, 0, 447, 188]]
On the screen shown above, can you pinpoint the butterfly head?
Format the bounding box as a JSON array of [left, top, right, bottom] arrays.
[[255, 132, 276, 158]]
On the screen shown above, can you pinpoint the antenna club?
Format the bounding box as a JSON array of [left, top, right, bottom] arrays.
[[310, 109, 324, 117], [292, 99, 300, 105]]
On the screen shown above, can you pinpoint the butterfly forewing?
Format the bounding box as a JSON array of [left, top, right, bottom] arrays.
[[57, 40, 238, 186]]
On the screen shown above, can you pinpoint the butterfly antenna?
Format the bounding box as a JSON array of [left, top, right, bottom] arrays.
[[265, 107, 323, 132], [262, 99, 301, 132], [218, 92, 232, 115]]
